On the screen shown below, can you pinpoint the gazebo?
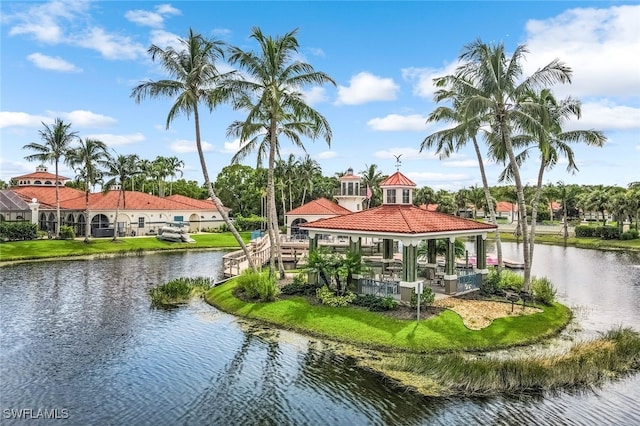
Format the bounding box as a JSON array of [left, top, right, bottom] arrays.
[[299, 170, 497, 299]]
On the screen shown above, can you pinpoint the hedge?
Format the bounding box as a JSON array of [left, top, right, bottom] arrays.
[[0, 222, 38, 241]]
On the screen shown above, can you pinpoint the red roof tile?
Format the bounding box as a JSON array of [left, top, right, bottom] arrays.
[[380, 171, 416, 187], [14, 171, 70, 181], [495, 201, 515, 212], [301, 204, 496, 235], [165, 194, 230, 212], [12, 186, 86, 209], [287, 197, 352, 216], [419, 203, 438, 211]]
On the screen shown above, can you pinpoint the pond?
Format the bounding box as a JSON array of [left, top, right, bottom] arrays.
[[0, 244, 639, 425]]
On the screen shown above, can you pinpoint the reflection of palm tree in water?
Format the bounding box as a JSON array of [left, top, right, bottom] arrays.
[[177, 325, 289, 424]]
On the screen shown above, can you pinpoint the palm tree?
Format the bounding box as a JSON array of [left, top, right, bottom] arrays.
[[131, 28, 256, 271], [225, 27, 336, 278], [67, 138, 108, 243], [421, 79, 504, 268], [495, 89, 606, 259], [165, 156, 184, 196], [23, 118, 78, 237], [359, 164, 384, 208], [298, 154, 321, 205], [103, 152, 139, 241], [449, 39, 573, 291]]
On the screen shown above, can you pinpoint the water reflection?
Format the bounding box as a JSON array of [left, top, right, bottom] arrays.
[[0, 247, 639, 425]]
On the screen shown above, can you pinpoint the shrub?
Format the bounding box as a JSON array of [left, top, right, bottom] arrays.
[[59, 225, 75, 240], [531, 276, 557, 305], [235, 270, 279, 302], [575, 225, 596, 238], [499, 270, 525, 292], [410, 286, 435, 308], [281, 274, 323, 296], [150, 276, 212, 306], [352, 294, 398, 311], [0, 222, 38, 241], [480, 268, 502, 295], [620, 232, 633, 241], [316, 285, 355, 307], [599, 226, 620, 240]]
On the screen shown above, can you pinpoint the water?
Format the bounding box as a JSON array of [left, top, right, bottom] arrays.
[[0, 246, 639, 425]]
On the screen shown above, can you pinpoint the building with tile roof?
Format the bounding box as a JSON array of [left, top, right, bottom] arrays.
[[1, 167, 227, 237], [299, 169, 497, 297]]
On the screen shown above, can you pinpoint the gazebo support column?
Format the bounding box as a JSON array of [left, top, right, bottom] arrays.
[[349, 237, 361, 254], [402, 244, 417, 282], [382, 238, 393, 260], [476, 234, 489, 282], [444, 237, 458, 295], [308, 234, 318, 284]]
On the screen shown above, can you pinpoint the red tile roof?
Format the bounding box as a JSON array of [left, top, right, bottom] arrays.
[[11, 187, 222, 212], [380, 171, 416, 187], [14, 170, 70, 181], [419, 203, 438, 211], [301, 204, 496, 235], [287, 197, 353, 216], [496, 201, 515, 213]]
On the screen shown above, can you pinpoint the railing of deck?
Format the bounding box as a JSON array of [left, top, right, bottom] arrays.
[[222, 234, 272, 277], [457, 270, 481, 293], [357, 278, 399, 297]]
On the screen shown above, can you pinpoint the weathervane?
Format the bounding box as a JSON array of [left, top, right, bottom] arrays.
[[393, 154, 402, 171]]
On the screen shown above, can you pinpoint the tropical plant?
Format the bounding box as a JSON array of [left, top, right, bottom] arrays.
[[67, 138, 108, 243], [102, 152, 139, 241], [360, 163, 385, 208], [131, 28, 256, 271], [23, 118, 78, 237], [446, 39, 574, 291], [225, 27, 336, 279]]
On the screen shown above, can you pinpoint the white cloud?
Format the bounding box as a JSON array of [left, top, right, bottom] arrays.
[[565, 101, 640, 131], [27, 52, 81, 72], [222, 139, 241, 154], [85, 132, 145, 147], [316, 151, 337, 160], [212, 28, 232, 38], [367, 114, 429, 132], [149, 29, 182, 50], [406, 171, 470, 184], [441, 160, 481, 168], [524, 5, 640, 99], [53, 110, 117, 128], [308, 47, 325, 57], [636, 145, 640, 151], [301, 87, 328, 105], [171, 139, 213, 153], [156, 4, 181, 16], [72, 27, 146, 60], [125, 4, 181, 28], [373, 147, 436, 161], [0, 112, 51, 128], [6, 0, 90, 43], [336, 72, 399, 105], [402, 64, 457, 99]]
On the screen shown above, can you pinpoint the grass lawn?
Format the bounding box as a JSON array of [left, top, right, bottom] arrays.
[[0, 232, 250, 262], [206, 280, 571, 353]]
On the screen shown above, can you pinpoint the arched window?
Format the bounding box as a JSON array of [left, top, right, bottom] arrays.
[[34, 180, 42, 185], [291, 218, 309, 239]]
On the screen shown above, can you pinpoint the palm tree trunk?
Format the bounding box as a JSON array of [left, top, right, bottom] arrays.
[[112, 189, 122, 242], [501, 127, 531, 291], [54, 160, 61, 238], [268, 129, 285, 278], [472, 137, 503, 270], [193, 106, 256, 271], [84, 188, 90, 243], [529, 160, 546, 262]]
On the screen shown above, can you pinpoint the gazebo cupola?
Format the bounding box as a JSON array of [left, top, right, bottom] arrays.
[[334, 167, 366, 212], [379, 171, 416, 205]]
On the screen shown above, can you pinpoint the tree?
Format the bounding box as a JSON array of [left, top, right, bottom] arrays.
[[67, 138, 108, 243], [299, 154, 321, 205], [495, 89, 606, 259], [23, 118, 78, 237], [422, 76, 504, 268], [164, 156, 185, 196], [102, 152, 139, 241], [359, 164, 384, 208], [213, 164, 264, 217], [131, 28, 256, 271], [226, 27, 336, 279], [450, 39, 573, 291], [413, 186, 437, 208]]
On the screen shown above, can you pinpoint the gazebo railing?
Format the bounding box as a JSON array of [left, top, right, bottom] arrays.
[[457, 269, 481, 293], [357, 278, 399, 297]]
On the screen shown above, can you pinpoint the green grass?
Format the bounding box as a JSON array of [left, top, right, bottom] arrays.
[[0, 232, 251, 262], [495, 232, 640, 251], [205, 280, 571, 353], [150, 276, 213, 306]]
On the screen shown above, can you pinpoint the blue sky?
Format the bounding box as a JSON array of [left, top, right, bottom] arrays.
[[1, 1, 639, 191]]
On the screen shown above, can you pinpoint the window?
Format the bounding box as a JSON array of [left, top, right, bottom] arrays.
[[138, 217, 145, 228], [347, 182, 354, 195], [402, 189, 410, 204], [387, 189, 396, 203]]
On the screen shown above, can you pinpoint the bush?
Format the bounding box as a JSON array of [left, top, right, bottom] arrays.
[[232, 214, 266, 232], [575, 225, 597, 238], [150, 276, 212, 306], [352, 294, 398, 311], [531, 276, 557, 305], [281, 274, 323, 296], [316, 285, 355, 307], [235, 270, 280, 302], [599, 226, 620, 240], [0, 222, 38, 241], [620, 232, 634, 241], [481, 268, 502, 295], [499, 270, 525, 292], [59, 225, 75, 240], [410, 287, 435, 308], [630, 229, 639, 239]]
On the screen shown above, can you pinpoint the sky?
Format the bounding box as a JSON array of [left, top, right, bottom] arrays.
[[1, 0, 639, 192]]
